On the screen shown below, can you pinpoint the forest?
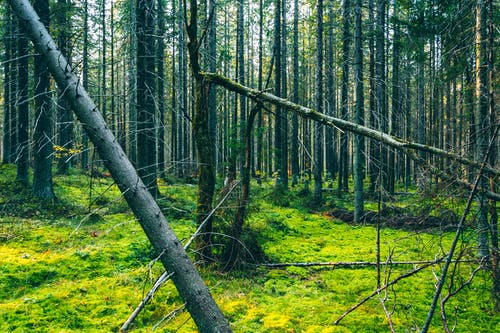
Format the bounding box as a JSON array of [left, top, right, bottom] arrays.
[[0, 0, 498, 331]]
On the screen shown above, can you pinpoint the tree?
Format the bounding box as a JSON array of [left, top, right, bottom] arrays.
[[32, 0, 54, 199], [186, 0, 216, 263], [15, 13, 29, 185], [136, 0, 158, 196], [475, 0, 490, 259], [291, 0, 299, 186], [2, 5, 13, 164], [56, 0, 74, 174], [338, 0, 351, 196], [352, 0, 364, 222], [157, 0, 166, 178], [313, 0, 324, 203], [8, 1, 232, 330], [274, 0, 283, 188]]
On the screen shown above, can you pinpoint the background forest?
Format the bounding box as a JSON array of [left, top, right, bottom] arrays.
[[0, 0, 498, 332]]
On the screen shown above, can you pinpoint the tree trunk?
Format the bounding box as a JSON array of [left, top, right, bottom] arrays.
[[353, 0, 364, 222], [313, 0, 324, 203], [81, 0, 89, 169], [15, 14, 30, 185], [136, 0, 158, 196], [274, 0, 283, 188], [2, 5, 13, 164], [128, 0, 137, 166], [291, 0, 299, 186], [56, 0, 73, 174], [33, 0, 54, 200], [157, 0, 166, 179], [338, 0, 350, 196], [8, 1, 231, 331], [186, 0, 217, 263], [475, 0, 490, 259]]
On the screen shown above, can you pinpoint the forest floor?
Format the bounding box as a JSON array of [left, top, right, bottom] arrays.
[[0, 163, 498, 332]]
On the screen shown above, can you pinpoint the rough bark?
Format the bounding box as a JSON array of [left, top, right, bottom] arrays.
[[56, 0, 73, 174], [353, 0, 364, 222], [8, 1, 231, 331], [186, 0, 217, 263], [338, 0, 351, 195], [136, 0, 158, 196], [33, 0, 54, 200], [313, 0, 324, 203], [291, 0, 299, 185], [15, 15, 30, 185], [2, 5, 12, 164]]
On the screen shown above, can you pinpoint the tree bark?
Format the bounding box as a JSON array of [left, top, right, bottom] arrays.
[[353, 0, 364, 222], [8, 1, 231, 331], [2, 5, 13, 164], [186, 0, 217, 263], [33, 0, 54, 200], [136, 0, 158, 196], [313, 0, 324, 203], [338, 0, 351, 196], [15, 14, 30, 185]]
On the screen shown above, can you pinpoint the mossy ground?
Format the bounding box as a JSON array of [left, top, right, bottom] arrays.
[[0, 164, 497, 332]]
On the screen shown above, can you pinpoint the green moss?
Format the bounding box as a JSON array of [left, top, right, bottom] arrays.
[[0, 166, 498, 332]]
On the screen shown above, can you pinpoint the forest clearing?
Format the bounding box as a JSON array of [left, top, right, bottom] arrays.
[[1, 0, 498, 331]]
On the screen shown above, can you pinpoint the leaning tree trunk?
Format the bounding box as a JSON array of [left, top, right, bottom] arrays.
[[8, 1, 231, 331]]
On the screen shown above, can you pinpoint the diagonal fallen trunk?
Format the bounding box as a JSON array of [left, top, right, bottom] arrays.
[[8, 1, 231, 332], [202, 72, 500, 179]]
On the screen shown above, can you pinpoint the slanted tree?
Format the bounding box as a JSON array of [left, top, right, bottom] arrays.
[[33, 0, 54, 199]]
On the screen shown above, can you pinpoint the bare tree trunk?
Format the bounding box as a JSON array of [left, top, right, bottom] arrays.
[[338, 0, 350, 196], [15, 14, 30, 185], [33, 0, 54, 199], [313, 0, 324, 203], [353, 0, 364, 222], [8, 1, 231, 331]]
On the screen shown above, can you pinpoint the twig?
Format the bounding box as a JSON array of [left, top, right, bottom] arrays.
[[333, 256, 445, 325], [152, 303, 187, 331], [421, 126, 499, 333], [120, 271, 174, 332], [440, 264, 482, 333], [378, 291, 396, 333]]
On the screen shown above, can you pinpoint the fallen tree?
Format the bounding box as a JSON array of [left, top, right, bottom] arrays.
[[8, 0, 231, 332], [201, 72, 500, 181]]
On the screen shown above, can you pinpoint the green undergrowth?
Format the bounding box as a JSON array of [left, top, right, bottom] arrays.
[[0, 165, 497, 332]]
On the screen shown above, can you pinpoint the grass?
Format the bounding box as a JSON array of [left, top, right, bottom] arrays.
[[0, 164, 497, 332]]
